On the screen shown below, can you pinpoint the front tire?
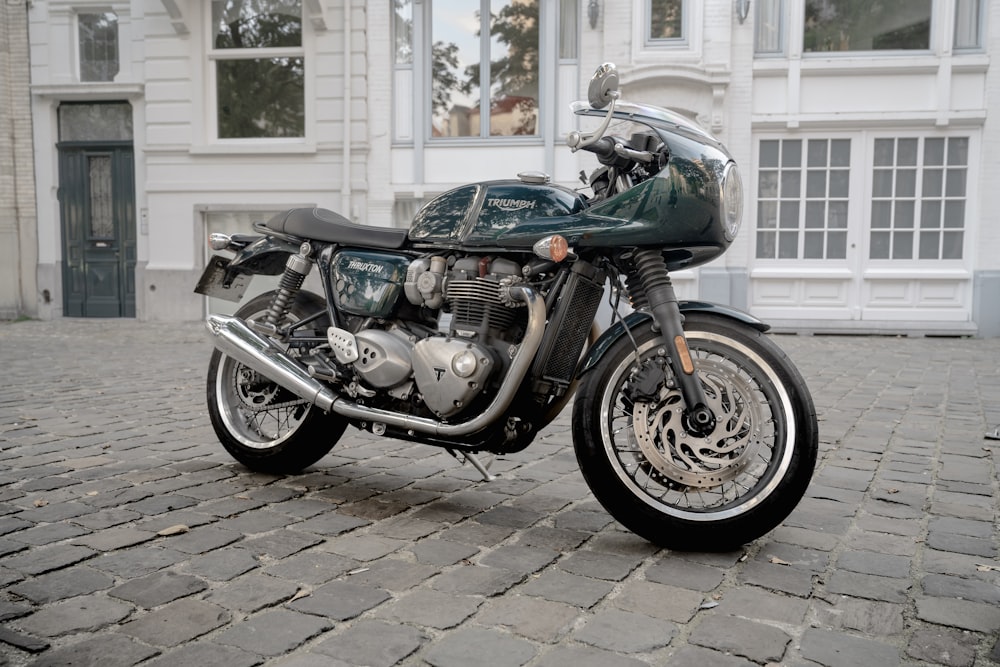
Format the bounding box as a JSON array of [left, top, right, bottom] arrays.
[[206, 291, 347, 474], [572, 313, 817, 551]]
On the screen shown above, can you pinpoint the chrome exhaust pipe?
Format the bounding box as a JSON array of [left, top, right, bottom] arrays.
[[330, 285, 546, 437], [205, 314, 337, 412], [205, 284, 545, 439]]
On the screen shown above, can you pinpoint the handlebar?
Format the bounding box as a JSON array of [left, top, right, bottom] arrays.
[[579, 136, 618, 161], [578, 136, 655, 166]]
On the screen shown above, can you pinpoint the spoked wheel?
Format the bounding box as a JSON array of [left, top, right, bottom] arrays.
[[572, 313, 818, 551], [206, 291, 347, 474]]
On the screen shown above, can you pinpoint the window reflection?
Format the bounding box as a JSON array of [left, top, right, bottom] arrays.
[[217, 58, 305, 138], [489, 0, 539, 136], [210, 0, 305, 139], [649, 0, 683, 40], [431, 0, 539, 139], [394, 0, 413, 64], [79, 12, 119, 82], [804, 0, 930, 52], [212, 0, 301, 48]]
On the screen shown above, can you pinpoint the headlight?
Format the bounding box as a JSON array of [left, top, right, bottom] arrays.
[[721, 162, 743, 241]]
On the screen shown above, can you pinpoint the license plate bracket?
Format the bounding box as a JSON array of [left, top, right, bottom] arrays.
[[194, 255, 251, 303]]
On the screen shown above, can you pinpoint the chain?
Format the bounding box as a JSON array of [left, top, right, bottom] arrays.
[[231, 364, 308, 414], [243, 397, 308, 414]]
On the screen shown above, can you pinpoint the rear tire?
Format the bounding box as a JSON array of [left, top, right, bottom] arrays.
[[206, 291, 347, 474], [572, 313, 817, 551]]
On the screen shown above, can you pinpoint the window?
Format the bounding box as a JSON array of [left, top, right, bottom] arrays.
[[559, 0, 578, 59], [209, 0, 305, 139], [78, 12, 119, 82], [870, 137, 968, 260], [58, 102, 133, 142], [756, 138, 850, 260], [430, 0, 540, 138], [954, 0, 983, 50], [394, 0, 413, 65], [804, 0, 930, 52], [754, 0, 783, 54], [647, 0, 685, 43]]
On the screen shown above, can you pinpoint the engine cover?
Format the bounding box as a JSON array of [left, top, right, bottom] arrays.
[[412, 338, 495, 418], [353, 329, 414, 388]]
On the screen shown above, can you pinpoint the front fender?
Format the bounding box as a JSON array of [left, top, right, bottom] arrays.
[[577, 302, 770, 376]]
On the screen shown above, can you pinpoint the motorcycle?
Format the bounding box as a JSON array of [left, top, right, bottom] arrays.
[[195, 63, 818, 551]]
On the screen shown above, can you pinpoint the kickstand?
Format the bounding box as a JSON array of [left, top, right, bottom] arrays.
[[987, 425, 1000, 441], [448, 449, 498, 482]]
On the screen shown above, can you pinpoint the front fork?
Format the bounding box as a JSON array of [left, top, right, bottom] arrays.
[[632, 250, 715, 434]]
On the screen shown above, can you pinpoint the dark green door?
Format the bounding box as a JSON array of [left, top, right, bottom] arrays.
[[58, 142, 136, 317]]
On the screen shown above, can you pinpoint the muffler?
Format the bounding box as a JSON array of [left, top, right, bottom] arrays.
[[205, 314, 337, 412]]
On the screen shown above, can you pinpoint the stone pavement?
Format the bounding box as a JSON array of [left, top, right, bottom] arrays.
[[0, 318, 998, 667]]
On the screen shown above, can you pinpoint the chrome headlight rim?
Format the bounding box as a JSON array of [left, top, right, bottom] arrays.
[[720, 161, 744, 242]]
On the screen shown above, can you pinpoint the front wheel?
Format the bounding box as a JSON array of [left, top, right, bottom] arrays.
[[206, 291, 347, 474], [572, 313, 818, 551]]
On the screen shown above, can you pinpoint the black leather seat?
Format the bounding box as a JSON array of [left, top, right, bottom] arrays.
[[264, 208, 409, 249]]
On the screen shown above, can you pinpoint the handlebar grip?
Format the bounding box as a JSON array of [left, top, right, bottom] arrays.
[[582, 136, 618, 161]]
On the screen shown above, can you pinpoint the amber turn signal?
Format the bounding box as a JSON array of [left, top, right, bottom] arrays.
[[532, 235, 569, 262]]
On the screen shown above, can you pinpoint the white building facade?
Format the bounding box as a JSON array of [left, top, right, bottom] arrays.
[[21, 0, 1000, 335]]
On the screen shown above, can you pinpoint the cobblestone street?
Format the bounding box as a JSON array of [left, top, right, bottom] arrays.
[[0, 318, 998, 666]]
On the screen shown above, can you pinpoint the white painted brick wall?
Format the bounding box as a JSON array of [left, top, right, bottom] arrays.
[[0, 1, 38, 318]]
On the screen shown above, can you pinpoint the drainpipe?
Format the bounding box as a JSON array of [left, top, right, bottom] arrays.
[[341, 0, 352, 219]]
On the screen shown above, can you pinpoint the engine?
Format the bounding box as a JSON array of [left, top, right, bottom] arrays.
[[327, 255, 527, 419]]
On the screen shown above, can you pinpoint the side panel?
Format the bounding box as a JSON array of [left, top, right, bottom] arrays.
[[331, 250, 410, 318]]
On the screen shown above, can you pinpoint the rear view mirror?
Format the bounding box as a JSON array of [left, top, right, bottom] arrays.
[[588, 63, 620, 109]]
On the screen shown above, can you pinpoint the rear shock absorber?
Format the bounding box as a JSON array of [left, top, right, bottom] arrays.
[[261, 243, 314, 332], [632, 249, 715, 434]]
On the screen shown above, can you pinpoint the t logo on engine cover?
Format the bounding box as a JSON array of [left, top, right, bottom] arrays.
[[412, 338, 496, 418]]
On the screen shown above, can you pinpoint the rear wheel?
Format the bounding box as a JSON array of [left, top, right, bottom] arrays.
[[206, 291, 347, 473], [572, 313, 818, 551]]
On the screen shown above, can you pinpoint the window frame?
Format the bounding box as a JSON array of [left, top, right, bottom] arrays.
[[76, 10, 120, 83], [756, 0, 988, 59], [953, 0, 986, 51], [204, 0, 312, 145], [751, 130, 974, 267], [635, 0, 700, 60], [867, 135, 970, 262], [802, 0, 934, 56], [425, 0, 544, 143], [754, 0, 785, 56], [754, 137, 853, 262], [644, 0, 688, 47]]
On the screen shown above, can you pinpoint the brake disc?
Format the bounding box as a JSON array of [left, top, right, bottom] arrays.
[[631, 358, 764, 489]]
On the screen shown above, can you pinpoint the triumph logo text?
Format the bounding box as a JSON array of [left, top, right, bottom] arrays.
[[487, 198, 537, 212]]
